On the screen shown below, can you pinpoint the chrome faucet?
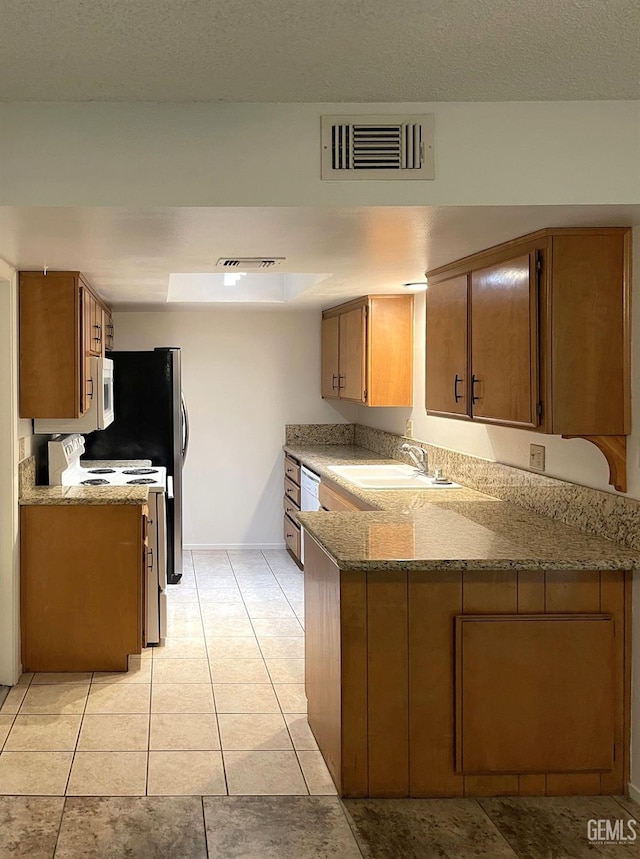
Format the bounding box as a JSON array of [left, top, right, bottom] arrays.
[[401, 443, 428, 474]]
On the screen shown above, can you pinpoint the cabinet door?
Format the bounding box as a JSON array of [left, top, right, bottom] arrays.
[[321, 316, 340, 399], [470, 253, 539, 427], [104, 310, 115, 351], [339, 307, 366, 403], [92, 301, 104, 356], [426, 275, 469, 417]]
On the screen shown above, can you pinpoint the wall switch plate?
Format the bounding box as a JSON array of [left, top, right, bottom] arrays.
[[405, 419, 413, 438], [529, 443, 546, 472]]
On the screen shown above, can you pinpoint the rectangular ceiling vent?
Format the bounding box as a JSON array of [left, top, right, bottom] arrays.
[[321, 114, 434, 181], [216, 257, 285, 270]]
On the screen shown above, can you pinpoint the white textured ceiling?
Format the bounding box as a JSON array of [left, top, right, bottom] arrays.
[[0, 0, 638, 102], [1, 205, 638, 309]]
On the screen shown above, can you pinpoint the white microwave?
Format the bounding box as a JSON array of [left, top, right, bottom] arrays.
[[34, 357, 115, 434]]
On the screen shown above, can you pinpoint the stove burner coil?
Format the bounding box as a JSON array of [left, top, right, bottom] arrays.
[[122, 468, 158, 475], [81, 478, 110, 486], [127, 478, 157, 485], [88, 468, 116, 474]]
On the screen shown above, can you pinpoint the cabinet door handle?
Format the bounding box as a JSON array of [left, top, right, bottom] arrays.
[[338, 374, 345, 390], [332, 374, 339, 390], [148, 547, 154, 571], [94, 324, 102, 343], [471, 375, 480, 405], [88, 378, 94, 399], [454, 374, 464, 403]]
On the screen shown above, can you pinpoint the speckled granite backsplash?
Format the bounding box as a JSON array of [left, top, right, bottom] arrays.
[[19, 456, 35, 497], [285, 424, 355, 445], [286, 424, 640, 552]]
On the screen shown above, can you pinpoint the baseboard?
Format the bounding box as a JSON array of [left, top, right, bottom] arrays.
[[627, 783, 640, 805], [184, 543, 286, 551]]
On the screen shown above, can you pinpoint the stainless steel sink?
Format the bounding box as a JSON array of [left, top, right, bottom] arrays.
[[327, 464, 460, 490]]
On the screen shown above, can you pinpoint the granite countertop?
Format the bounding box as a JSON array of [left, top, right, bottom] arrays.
[[285, 444, 640, 572], [19, 486, 150, 506], [18, 455, 149, 506]]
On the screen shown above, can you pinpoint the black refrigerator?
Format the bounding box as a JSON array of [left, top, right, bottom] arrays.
[[84, 347, 189, 584]]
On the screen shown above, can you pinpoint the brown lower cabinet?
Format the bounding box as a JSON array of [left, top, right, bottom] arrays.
[[20, 503, 147, 672], [304, 534, 630, 798]]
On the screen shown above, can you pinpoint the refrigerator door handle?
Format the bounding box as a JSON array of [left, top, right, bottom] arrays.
[[167, 475, 174, 500], [181, 392, 190, 464]]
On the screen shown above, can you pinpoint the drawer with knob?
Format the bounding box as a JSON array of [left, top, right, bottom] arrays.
[[284, 476, 301, 507], [283, 513, 301, 559], [284, 455, 301, 486]]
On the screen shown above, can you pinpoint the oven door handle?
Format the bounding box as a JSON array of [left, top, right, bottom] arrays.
[[167, 476, 174, 500]]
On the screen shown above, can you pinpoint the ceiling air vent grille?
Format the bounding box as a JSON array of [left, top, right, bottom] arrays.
[[216, 257, 285, 270], [321, 115, 434, 181]]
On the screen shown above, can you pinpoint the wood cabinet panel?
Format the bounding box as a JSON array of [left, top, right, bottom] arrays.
[[368, 296, 414, 407], [19, 273, 82, 418], [456, 615, 615, 774], [322, 295, 413, 407], [283, 514, 301, 560], [426, 275, 469, 416], [304, 535, 343, 791], [21, 504, 144, 672], [20, 270, 111, 419], [339, 306, 366, 402], [409, 572, 464, 797], [284, 476, 301, 507], [550, 233, 630, 435], [321, 316, 340, 399], [303, 556, 629, 799], [340, 570, 368, 797], [367, 571, 409, 796], [284, 455, 301, 486], [319, 480, 369, 512], [426, 228, 631, 489], [104, 309, 115, 351], [470, 253, 538, 427]]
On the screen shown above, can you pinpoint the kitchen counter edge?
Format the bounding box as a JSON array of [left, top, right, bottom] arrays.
[[284, 444, 640, 572]]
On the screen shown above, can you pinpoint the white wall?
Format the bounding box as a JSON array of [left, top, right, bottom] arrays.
[[0, 257, 21, 685], [358, 228, 640, 499], [113, 309, 355, 547], [1, 101, 638, 207]]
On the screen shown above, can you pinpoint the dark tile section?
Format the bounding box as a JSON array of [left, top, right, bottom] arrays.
[[203, 796, 362, 858], [0, 796, 64, 859], [343, 798, 517, 859], [480, 796, 640, 859], [54, 796, 207, 859]]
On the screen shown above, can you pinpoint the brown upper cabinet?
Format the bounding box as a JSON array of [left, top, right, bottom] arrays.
[[19, 270, 113, 419], [322, 295, 414, 407], [426, 228, 631, 489]]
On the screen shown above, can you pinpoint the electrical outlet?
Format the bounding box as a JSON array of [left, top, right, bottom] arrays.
[[405, 419, 413, 438], [529, 443, 545, 472]]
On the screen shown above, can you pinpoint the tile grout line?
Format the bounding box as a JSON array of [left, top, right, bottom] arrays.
[[51, 795, 69, 859], [196, 549, 229, 796], [260, 550, 310, 795], [258, 570, 304, 780], [63, 672, 93, 797], [473, 798, 524, 857]]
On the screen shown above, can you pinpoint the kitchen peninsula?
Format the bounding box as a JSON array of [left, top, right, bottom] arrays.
[[287, 441, 639, 800]]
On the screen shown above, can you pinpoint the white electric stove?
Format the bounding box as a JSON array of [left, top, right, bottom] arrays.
[[48, 434, 168, 646]]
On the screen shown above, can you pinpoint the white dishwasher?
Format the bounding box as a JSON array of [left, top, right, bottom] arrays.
[[300, 466, 321, 563]]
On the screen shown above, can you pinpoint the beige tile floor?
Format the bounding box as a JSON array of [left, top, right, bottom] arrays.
[[0, 548, 333, 797]]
